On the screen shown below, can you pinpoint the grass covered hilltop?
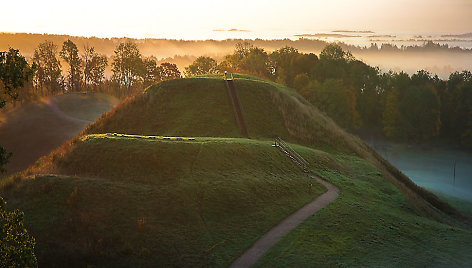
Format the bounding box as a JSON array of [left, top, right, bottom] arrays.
[[1, 74, 471, 267]]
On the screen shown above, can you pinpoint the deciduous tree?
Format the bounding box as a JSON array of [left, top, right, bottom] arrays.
[[184, 56, 218, 77], [158, 62, 181, 80], [32, 40, 63, 95], [60, 40, 82, 91], [82, 46, 107, 89], [111, 42, 144, 90]]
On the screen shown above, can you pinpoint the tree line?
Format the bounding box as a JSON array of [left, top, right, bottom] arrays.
[[185, 42, 472, 148], [3, 39, 182, 104]]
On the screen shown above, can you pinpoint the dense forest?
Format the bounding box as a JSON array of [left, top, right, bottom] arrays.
[[1, 39, 472, 149]]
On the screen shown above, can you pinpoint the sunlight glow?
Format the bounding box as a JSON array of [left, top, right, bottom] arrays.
[[1, 0, 470, 39]]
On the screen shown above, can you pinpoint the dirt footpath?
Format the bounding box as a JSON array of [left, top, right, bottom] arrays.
[[230, 174, 339, 268]]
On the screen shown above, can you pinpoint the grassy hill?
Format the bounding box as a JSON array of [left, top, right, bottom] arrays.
[[85, 74, 464, 220], [84, 75, 350, 151], [0, 92, 119, 177], [1, 75, 471, 266], [4, 135, 327, 266]]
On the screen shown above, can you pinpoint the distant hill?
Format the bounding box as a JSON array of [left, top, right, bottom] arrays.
[[0, 92, 119, 177], [442, 32, 472, 38], [1, 75, 471, 266]]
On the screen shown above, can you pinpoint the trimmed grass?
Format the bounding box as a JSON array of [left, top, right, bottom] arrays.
[[254, 154, 472, 267], [3, 135, 328, 267]]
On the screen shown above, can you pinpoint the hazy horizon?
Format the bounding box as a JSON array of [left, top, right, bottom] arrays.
[[2, 0, 471, 41]]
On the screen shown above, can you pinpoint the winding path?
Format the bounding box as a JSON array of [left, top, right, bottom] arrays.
[[230, 174, 339, 268]]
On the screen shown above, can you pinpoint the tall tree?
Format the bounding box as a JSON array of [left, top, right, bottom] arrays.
[[143, 57, 158, 86], [111, 42, 144, 90], [382, 88, 401, 138], [82, 45, 107, 90], [0, 49, 31, 108], [309, 79, 360, 129], [399, 85, 441, 142], [317, 44, 353, 81], [319, 43, 354, 62], [239, 47, 270, 77], [219, 41, 254, 72], [184, 56, 218, 77], [158, 62, 181, 80], [32, 40, 62, 95], [0, 48, 31, 173], [60, 40, 82, 91], [446, 71, 472, 146], [269, 46, 300, 84]]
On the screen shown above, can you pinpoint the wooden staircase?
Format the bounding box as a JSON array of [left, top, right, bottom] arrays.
[[225, 78, 249, 138], [273, 137, 309, 172]]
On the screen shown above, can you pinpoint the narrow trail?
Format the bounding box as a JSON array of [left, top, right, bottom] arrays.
[[43, 97, 92, 124], [230, 174, 339, 268]]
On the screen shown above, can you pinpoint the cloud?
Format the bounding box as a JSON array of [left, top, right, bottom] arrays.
[[441, 32, 472, 38], [213, 29, 251, 32], [294, 33, 361, 38], [332, 30, 374, 34], [368, 35, 397, 38]]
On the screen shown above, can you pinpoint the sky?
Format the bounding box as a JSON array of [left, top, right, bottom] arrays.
[[1, 0, 471, 40]]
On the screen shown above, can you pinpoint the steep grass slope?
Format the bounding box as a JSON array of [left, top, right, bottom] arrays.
[[0, 92, 118, 177], [4, 135, 328, 266]]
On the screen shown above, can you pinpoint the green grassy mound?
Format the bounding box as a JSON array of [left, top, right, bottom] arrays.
[[84, 74, 350, 152], [82, 75, 464, 221], [2, 135, 329, 267]]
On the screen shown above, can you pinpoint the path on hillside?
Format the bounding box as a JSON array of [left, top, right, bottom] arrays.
[[44, 97, 92, 124], [230, 174, 339, 268]]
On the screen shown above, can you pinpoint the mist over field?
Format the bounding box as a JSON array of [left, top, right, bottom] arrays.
[[354, 51, 472, 79], [368, 140, 472, 201], [1, 33, 471, 79]]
